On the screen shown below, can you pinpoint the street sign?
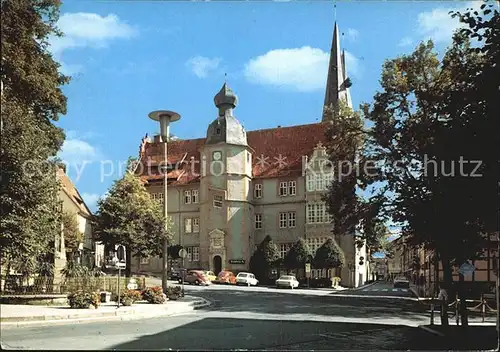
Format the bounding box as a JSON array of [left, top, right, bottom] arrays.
[[229, 259, 245, 264], [179, 249, 187, 258], [127, 278, 138, 290], [305, 263, 311, 273], [115, 261, 126, 269], [458, 263, 475, 276]]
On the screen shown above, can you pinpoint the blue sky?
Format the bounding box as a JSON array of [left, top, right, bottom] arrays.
[[53, 0, 482, 212]]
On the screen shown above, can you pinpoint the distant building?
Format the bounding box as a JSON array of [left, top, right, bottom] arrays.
[[132, 23, 368, 288], [398, 234, 498, 297], [57, 166, 104, 271]]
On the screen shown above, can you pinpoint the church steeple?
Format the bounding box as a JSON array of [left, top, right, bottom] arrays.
[[323, 22, 352, 121]]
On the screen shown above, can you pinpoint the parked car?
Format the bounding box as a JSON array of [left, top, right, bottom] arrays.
[[393, 276, 410, 288], [170, 268, 186, 281], [276, 275, 299, 289], [235, 272, 258, 286], [181, 270, 211, 286], [203, 271, 217, 282], [214, 271, 236, 284]]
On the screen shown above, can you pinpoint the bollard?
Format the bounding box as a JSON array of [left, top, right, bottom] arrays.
[[430, 300, 435, 325], [482, 294, 486, 323], [455, 294, 460, 326]]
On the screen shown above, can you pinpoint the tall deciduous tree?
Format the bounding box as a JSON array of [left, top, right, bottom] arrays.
[[93, 169, 172, 276], [62, 212, 83, 259], [323, 100, 388, 253], [363, 3, 499, 326], [313, 238, 345, 270], [0, 0, 69, 275], [249, 235, 280, 282], [283, 238, 311, 272]]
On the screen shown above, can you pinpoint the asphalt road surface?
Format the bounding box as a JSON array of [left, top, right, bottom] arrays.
[[342, 280, 416, 297], [0, 284, 486, 350]]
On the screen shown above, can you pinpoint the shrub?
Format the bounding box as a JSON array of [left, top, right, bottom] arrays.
[[141, 286, 165, 304], [120, 289, 142, 306], [68, 290, 100, 309], [166, 286, 183, 300]]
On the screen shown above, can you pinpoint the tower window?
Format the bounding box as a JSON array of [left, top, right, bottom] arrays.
[[216, 128, 221, 135]]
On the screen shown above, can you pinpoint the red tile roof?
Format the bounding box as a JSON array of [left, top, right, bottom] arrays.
[[138, 123, 328, 185]]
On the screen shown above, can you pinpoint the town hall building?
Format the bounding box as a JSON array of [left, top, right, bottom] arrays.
[[132, 23, 368, 288]]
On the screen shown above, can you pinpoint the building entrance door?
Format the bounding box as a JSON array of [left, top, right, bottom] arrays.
[[213, 255, 222, 275]]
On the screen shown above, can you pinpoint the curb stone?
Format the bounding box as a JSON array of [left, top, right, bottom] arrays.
[[327, 293, 420, 301], [418, 325, 445, 336], [351, 281, 378, 291], [0, 297, 212, 329]]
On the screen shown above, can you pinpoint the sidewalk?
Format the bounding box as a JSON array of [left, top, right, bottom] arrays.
[[0, 295, 211, 328]]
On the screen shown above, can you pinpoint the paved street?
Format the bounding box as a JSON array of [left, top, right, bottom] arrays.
[[1, 283, 464, 351], [342, 280, 416, 298]]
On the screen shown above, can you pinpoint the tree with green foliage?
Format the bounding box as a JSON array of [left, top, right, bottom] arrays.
[[249, 235, 280, 282], [283, 238, 311, 272], [0, 0, 69, 277], [362, 3, 499, 326], [313, 238, 345, 270], [323, 101, 389, 255], [62, 212, 84, 259], [93, 168, 172, 277]]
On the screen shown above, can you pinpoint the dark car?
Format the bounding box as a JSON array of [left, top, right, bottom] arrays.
[[169, 268, 186, 281]]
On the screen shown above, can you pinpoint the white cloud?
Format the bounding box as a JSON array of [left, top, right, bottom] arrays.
[[398, 36, 413, 47], [186, 56, 221, 78], [417, 1, 484, 44], [81, 192, 101, 211], [49, 12, 137, 74], [59, 131, 103, 166], [345, 28, 359, 42], [244, 46, 362, 92], [344, 51, 363, 79]]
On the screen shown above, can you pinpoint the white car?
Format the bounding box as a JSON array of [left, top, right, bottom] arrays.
[[236, 272, 259, 286], [393, 276, 410, 288], [276, 275, 300, 289]]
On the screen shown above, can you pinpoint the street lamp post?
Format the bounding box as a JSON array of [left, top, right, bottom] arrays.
[[114, 244, 126, 309], [148, 110, 181, 294]]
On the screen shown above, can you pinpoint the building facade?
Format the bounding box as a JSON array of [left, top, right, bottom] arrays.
[[396, 234, 498, 297], [131, 23, 368, 288]]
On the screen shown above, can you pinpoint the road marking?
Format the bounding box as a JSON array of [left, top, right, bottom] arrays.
[[382, 288, 388, 292], [402, 288, 409, 292], [371, 288, 380, 291], [392, 289, 399, 292]]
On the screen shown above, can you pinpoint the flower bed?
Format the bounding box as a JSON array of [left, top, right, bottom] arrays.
[[67, 291, 100, 309], [141, 286, 165, 304], [119, 289, 142, 306]]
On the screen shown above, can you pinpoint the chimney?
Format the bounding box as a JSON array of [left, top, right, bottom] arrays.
[[153, 134, 162, 143]]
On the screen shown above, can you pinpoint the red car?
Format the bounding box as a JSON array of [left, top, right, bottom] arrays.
[[181, 270, 211, 285], [214, 271, 236, 284]]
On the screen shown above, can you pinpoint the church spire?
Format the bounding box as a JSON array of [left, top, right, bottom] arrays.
[[323, 21, 352, 121]]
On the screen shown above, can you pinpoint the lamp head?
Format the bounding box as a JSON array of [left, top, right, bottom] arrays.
[[148, 110, 181, 141]]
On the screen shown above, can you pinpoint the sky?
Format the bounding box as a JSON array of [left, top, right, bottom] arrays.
[[52, 0, 485, 213]]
